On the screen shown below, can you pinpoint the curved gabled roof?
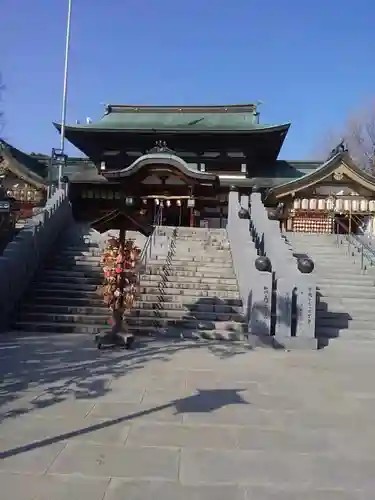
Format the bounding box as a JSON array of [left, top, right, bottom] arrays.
[[0, 140, 48, 190], [103, 152, 218, 183], [266, 151, 375, 199]]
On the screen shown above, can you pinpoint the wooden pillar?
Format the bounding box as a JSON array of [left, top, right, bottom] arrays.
[[189, 206, 194, 227], [188, 186, 195, 228]]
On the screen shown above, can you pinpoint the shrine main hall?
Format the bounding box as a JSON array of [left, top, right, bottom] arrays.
[[3, 102, 375, 235]]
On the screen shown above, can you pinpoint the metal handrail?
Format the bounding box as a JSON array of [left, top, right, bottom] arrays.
[[136, 205, 163, 275], [334, 218, 375, 270]]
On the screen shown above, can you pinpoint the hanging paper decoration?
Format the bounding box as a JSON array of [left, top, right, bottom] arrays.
[[100, 236, 141, 331]]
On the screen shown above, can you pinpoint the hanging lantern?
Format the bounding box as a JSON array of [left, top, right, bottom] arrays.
[[176, 199, 181, 206], [351, 199, 358, 212], [293, 199, 301, 210], [309, 198, 317, 210], [317, 199, 325, 210], [335, 198, 343, 212], [360, 199, 368, 212], [326, 196, 335, 211], [166, 200, 171, 207], [155, 198, 160, 205], [301, 198, 309, 210]]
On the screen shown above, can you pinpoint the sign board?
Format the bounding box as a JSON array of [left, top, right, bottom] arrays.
[[0, 201, 10, 213], [249, 271, 272, 336]]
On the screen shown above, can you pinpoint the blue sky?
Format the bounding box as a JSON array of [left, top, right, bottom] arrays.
[[1, 0, 374, 159]]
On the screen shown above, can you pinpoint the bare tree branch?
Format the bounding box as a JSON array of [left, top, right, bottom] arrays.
[[324, 102, 375, 172]]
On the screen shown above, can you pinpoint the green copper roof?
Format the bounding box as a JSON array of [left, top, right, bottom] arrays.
[[57, 104, 290, 133]]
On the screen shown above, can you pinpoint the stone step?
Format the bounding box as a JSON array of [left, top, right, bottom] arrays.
[[21, 302, 244, 317], [319, 290, 375, 299], [314, 269, 368, 277], [40, 274, 102, 285], [42, 268, 103, 278], [50, 259, 102, 268], [173, 242, 230, 247], [316, 327, 375, 341], [315, 271, 365, 278], [12, 320, 245, 337], [316, 317, 375, 329], [31, 286, 240, 301], [27, 296, 106, 307], [135, 301, 243, 313], [135, 310, 244, 322], [31, 288, 102, 299], [33, 279, 239, 293], [28, 293, 243, 308], [318, 295, 375, 305], [125, 317, 245, 330], [12, 321, 105, 334], [18, 310, 244, 324], [22, 303, 110, 315], [170, 261, 233, 269], [56, 243, 101, 250], [59, 249, 102, 257], [141, 281, 239, 292], [317, 303, 375, 315], [170, 253, 231, 259], [313, 258, 361, 264], [141, 293, 242, 304], [140, 287, 240, 298], [318, 284, 375, 294], [53, 255, 102, 262], [33, 281, 99, 292], [152, 257, 233, 265], [147, 266, 236, 277], [35, 273, 238, 288], [140, 274, 238, 285], [17, 313, 112, 324], [318, 277, 375, 286], [41, 267, 237, 280]]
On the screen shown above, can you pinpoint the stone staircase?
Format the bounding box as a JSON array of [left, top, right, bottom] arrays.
[[286, 232, 375, 342], [12, 225, 246, 340], [132, 227, 246, 339]]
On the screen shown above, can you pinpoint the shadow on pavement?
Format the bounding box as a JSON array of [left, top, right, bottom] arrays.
[[0, 387, 248, 459]]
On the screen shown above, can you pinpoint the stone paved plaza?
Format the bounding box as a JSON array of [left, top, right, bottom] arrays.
[[1, 335, 375, 499]]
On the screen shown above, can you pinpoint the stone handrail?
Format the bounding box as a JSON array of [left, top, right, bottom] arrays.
[[226, 190, 273, 339], [249, 193, 317, 346], [0, 189, 72, 331]]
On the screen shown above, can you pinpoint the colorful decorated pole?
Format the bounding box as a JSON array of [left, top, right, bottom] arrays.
[[97, 227, 141, 348]]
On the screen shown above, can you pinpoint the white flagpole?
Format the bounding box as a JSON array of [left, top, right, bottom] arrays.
[[58, 0, 73, 190]]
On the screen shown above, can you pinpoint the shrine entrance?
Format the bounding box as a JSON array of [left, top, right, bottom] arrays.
[[141, 196, 193, 227], [68, 147, 219, 234]]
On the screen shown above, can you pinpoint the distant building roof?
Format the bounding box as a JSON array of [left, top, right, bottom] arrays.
[[0, 140, 48, 189]]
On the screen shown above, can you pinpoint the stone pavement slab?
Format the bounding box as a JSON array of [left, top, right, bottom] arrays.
[[1, 334, 375, 498]]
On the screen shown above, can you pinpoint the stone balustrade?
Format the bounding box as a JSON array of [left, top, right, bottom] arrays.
[[0, 189, 72, 331], [249, 193, 317, 348], [226, 190, 273, 339]]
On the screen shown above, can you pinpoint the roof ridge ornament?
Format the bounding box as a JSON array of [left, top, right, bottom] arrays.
[[147, 140, 176, 155], [328, 139, 348, 160]]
